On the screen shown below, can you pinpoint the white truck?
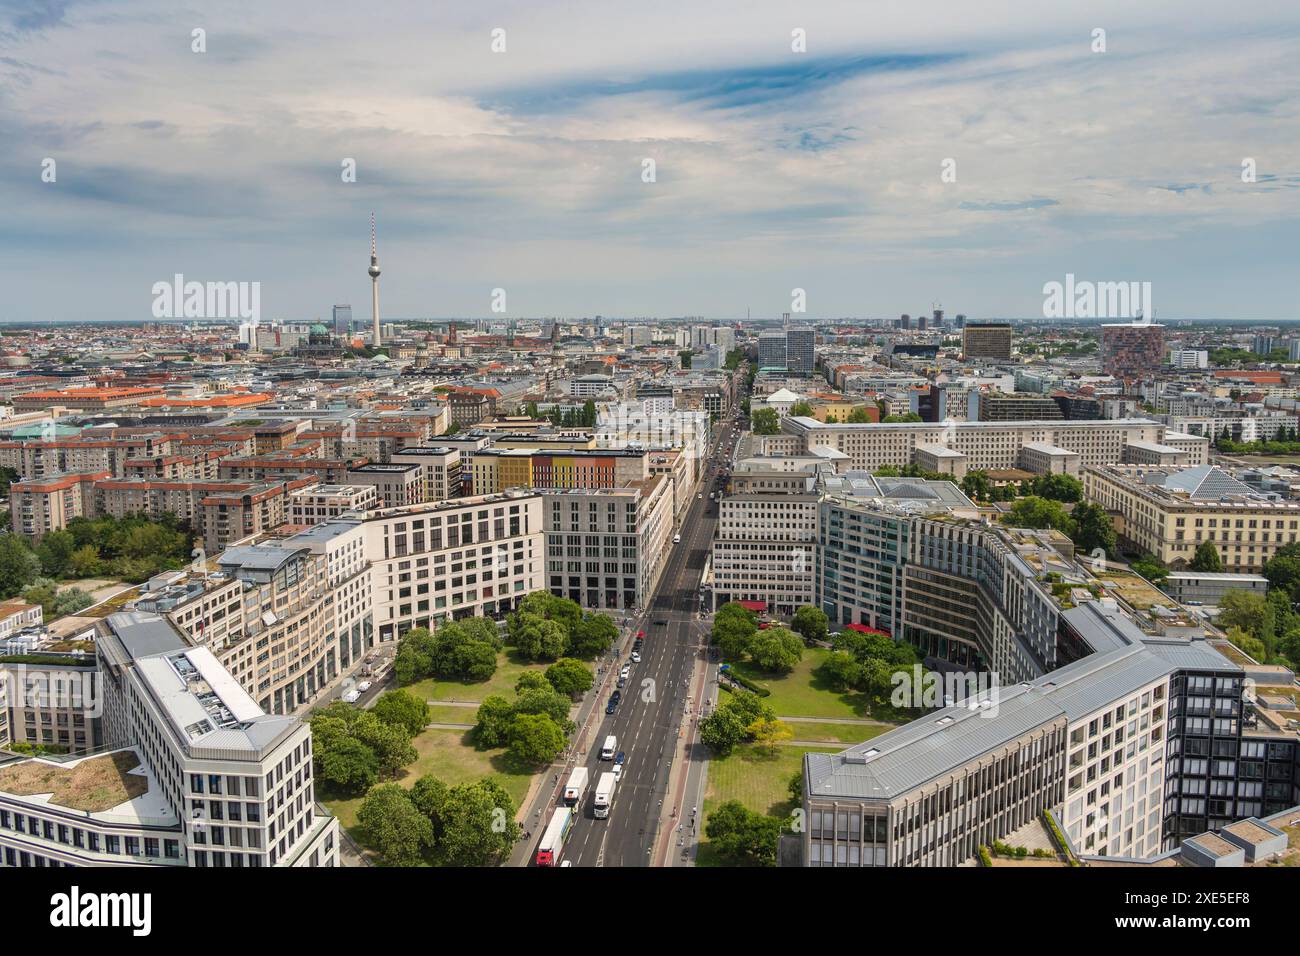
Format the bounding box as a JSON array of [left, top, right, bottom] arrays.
[[562, 767, 589, 808], [593, 771, 618, 819]]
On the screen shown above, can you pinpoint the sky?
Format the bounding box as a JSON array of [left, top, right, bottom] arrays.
[[1, 0, 1299, 323]]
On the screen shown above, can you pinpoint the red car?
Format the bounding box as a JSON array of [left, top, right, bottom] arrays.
[[636, 630, 645, 639]]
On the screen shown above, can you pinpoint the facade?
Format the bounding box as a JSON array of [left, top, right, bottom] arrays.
[[782, 417, 1166, 473], [711, 492, 819, 616], [975, 392, 1064, 423], [346, 462, 425, 509], [785, 328, 815, 376], [8, 471, 106, 539], [961, 323, 1013, 362], [1084, 464, 1300, 571], [389, 446, 463, 502], [757, 331, 787, 370], [1101, 323, 1166, 380], [1162, 571, 1269, 607], [289, 484, 379, 523], [541, 476, 673, 611], [357, 491, 545, 643]]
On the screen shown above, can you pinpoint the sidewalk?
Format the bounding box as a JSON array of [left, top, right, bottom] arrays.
[[653, 623, 714, 867]]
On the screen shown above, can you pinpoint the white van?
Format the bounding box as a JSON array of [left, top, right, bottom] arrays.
[[673, 534, 681, 544], [600, 735, 618, 760]]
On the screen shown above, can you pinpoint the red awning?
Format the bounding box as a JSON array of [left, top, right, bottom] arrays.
[[846, 623, 891, 637], [737, 600, 766, 612]]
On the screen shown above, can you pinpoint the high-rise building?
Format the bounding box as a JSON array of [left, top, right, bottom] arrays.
[[1100, 322, 1165, 380], [961, 322, 1013, 362], [785, 327, 815, 376], [332, 304, 352, 336], [757, 331, 787, 370]]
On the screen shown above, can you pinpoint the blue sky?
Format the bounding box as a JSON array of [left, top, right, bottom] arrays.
[[1, 0, 1299, 323]]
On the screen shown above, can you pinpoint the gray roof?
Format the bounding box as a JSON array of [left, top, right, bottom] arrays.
[[104, 611, 188, 659], [217, 544, 308, 572], [806, 630, 1238, 802], [1162, 465, 1255, 499]]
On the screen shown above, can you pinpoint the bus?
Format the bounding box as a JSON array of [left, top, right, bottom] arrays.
[[535, 807, 574, 867]]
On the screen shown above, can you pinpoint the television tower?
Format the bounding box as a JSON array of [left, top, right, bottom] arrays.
[[368, 213, 382, 347]]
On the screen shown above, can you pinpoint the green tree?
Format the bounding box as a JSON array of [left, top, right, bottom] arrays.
[[357, 784, 434, 866], [1030, 473, 1084, 503], [747, 627, 803, 674], [699, 706, 748, 757], [1189, 540, 1224, 573], [1130, 554, 1169, 585], [704, 800, 781, 866], [751, 408, 780, 435], [431, 779, 521, 866], [68, 545, 101, 578], [507, 712, 566, 766], [545, 658, 594, 698], [472, 695, 516, 748], [1071, 502, 1117, 556], [0, 534, 40, 599], [790, 606, 829, 645], [568, 613, 617, 659], [789, 400, 814, 417], [318, 737, 380, 794], [35, 530, 76, 577], [1002, 496, 1074, 534], [371, 689, 431, 736], [349, 711, 419, 778], [819, 650, 863, 691]]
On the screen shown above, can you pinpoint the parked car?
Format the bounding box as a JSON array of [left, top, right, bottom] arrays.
[[631, 651, 641, 663], [356, 681, 372, 693], [605, 699, 618, 715], [342, 689, 361, 703]]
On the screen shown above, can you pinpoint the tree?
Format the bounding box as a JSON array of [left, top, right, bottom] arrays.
[[568, 613, 616, 659], [0, 534, 40, 600], [789, 400, 814, 417], [747, 627, 803, 674], [431, 779, 521, 866], [507, 712, 566, 766], [712, 602, 758, 661], [68, 545, 101, 578], [704, 800, 781, 866], [36, 530, 76, 577], [699, 706, 748, 757], [1002, 496, 1074, 534], [881, 412, 922, 423], [791, 606, 829, 646], [545, 658, 594, 698], [747, 717, 793, 756], [846, 406, 874, 423], [514, 671, 550, 694], [1130, 554, 1169, 585], [349, 711, 418, 777], [961, 471, 992, 502], [473, 695, 516, 748], [1218, 590, 1271, 641], [788, 768, 804, 805], [819, 650, 862, 691], [751, 408, 780, 435], [512, 616, 568, 661], [357, 784, 434, 866], [318, 737, 379, 794], [371, 690, 431, 737], [1190, 541, 1224, 573], [1071, 502, 1117, 556], [1030, 473, 1084, 503]]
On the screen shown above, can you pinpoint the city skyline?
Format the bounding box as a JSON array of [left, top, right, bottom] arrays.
[[2, 1, 1298, 322]]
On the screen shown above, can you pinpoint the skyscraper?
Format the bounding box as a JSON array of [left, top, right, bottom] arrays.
[[1100, 322, 1165, 381], [368, 213, 382, 346], [332, 304, 352, 336], [758, 331, 787, 370], [786, 327, 815, 376], [961, 323, 1013, 362]]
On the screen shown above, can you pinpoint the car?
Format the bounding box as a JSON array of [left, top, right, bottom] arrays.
[[614, 751, 626, 765], [673, 533, 681, 544], [616, 676, 627, 688], [611, 689, 622, 705], [636, 630, 645, 639], [631, 651, 641, 663], [605, 699, 618, 714], [611, 763, 623, 781], [653, 619, 668, 626], [697, 493, 703, 499], [620, 665, 631, 680], [341, 689, 361, 703], [356, 681, 372, 693]]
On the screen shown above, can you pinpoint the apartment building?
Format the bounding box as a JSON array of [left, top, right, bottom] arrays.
[[389, 446, 463, 502], [357, 491, 545, 643], [468, 448, 649, 496], [201, 480, 309, 553], [541, 476, 673, 611], [346, 462, 425, 509], [8, 471, 107, 539], [0, 654, 100, 752], [961, 323, 1013, 362], [289, 484, 379, 524], [1084, 464, 1300, 571], [0, 434, 178, 478], [1101, 323, 1165, 381]]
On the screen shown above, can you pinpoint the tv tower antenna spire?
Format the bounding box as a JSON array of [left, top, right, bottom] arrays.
[[368, 213, 382, 347]]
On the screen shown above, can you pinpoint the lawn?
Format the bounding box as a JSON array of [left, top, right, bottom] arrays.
[[424, 703, 478, 726], [0, 750, 147, 813], [322, 727, 535, 837], [778, 722, 892, 745], [727, 647, 873, 719], [401, 649, 549, 704], [696, 741, 839, 867]]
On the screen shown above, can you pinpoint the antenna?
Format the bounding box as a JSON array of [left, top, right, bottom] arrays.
[[370, 213, 377, 259]]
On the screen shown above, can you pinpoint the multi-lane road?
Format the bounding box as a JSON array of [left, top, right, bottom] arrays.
[[529, 403, 743, 867]]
